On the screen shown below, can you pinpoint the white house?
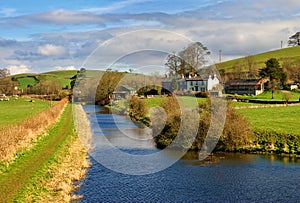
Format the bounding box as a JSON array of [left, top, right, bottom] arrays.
[[162, 74, 220, 93], [207, 74, 220, 91], [186, 77, 207, 92]]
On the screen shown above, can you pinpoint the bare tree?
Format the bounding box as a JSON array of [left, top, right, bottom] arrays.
[[165, 42, 210, 77], [282, 58, 293, 82], [244, 55, 257, 78], [233, 61, 243, 79], [0, 78, 17, 94], [165, 52, 183, 77], [179, 42, 210, 76], [0, 68, 10, 78], [288, 32, 300, 47]]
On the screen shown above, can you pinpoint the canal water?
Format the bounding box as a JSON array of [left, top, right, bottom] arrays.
[[75, 105, 300, 202]]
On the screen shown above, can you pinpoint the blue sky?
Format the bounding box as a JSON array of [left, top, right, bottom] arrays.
[[0, 0, 300, 74]]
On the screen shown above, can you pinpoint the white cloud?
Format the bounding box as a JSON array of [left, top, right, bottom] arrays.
[[6, 64, 30, 75], [0, 7, 16, 17], [81, 0, 151, 13], [2, 0, 300, 73], [54, 65, 76, 70], [38, 44, 67, 56]]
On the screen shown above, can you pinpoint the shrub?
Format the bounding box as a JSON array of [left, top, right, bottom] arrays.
[[194, 91, 209, 98], [220, 106, 253, 151], [153, 98, 254, 152], [128, 96, 148, 124], [152, 96, 181, 149]]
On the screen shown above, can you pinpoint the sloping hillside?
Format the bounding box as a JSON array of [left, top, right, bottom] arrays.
[[11, 70, 78, 89], [216, 46, 300, 72]]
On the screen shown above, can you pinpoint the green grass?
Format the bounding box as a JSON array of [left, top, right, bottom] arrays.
[[11, 70, 79, 89], [229, 101, 264, 107], [0, 104, 73, 202], [143, 96, 208, 109], [17, 77, 37, 89], [216, 46, 300, 72], [43, 70, 78, 78], [242, 90, 300, 101], [0, 97, 54, 127], [237, 105, 300, 135], [41, 70, 78, 88]]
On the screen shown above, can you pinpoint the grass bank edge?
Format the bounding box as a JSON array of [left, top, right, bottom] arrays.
[[10, 104, 90, 202], [110, 96, 300, 155]]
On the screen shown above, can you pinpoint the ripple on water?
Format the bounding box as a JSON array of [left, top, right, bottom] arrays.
[[75, 106, 300, 202]]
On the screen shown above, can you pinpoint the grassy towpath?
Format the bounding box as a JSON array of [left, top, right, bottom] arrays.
[[0, 104, 72, 202]]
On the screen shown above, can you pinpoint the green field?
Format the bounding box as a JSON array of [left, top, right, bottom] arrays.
[[17, 77, 37, 89], [216, 46, 300, 72], [143, 96, 208, 109], [242, 90, 300, 101], [229, 101, 264, 107], [237, 105, 300, 135], [11, 70, 78, 89], [0, 98, 54, 127], [41, 70, 78, 88]]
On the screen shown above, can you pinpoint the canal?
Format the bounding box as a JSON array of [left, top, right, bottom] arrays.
[[75, 105, 300, 202]]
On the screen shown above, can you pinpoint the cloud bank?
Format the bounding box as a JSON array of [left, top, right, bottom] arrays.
[[0, 0, 299, 73]]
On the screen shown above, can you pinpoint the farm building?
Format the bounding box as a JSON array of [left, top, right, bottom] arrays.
[[225, 79, 265, 95], [112, 85, 136, 99]]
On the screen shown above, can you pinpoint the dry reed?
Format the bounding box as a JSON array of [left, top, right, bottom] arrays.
[[73, 104, 92, 150], [0, 98, 68, 162], [21, 104, 91, 202]]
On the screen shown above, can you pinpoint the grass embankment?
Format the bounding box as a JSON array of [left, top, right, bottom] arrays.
[[140, 96, 300, 154], [0, 104, 89, 202], [141, 96, 207, 109], [0, 98, 66, 163], [0, 98, 55, 127], [237, 106, 300, 135], [237, 106, 300, 154], [242, 90, 300, 102]]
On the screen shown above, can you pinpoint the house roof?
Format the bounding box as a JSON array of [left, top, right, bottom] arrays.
[[226, 79, 262, 86], [162, 76, 210, 82], [185, 76, 206, 81], [118, 85, 135, 91]]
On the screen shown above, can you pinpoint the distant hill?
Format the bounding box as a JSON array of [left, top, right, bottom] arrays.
[[11, 70, 78, 89], [216, 46, 300, 73]]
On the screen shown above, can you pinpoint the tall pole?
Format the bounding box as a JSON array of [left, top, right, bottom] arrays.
[[281, 41, 283, 49], [219, 50, 222, 63]]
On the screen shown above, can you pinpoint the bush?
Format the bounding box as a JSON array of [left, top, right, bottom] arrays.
[[194, 91, 209, 98], [153, 98, 254, 152], [152, 96, 181, 149], [220, 106, 253, 151], [128, 96, 148, 124]]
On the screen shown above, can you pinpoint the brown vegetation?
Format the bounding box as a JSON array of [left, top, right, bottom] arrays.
[[23, 129, 90, 202], [153, 97, 253, 151], [0, 98, 68, 162], [220, 106, 253, 151], [129, 96, 148, 123]]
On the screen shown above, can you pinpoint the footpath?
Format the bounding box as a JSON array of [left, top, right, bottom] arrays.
[[0, 104, 73, 202]]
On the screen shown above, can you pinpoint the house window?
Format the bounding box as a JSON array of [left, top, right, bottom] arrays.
[[190, 81, 193, 86]]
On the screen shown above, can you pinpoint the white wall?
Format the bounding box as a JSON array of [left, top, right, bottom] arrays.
[[207, 74, 219, 91]]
